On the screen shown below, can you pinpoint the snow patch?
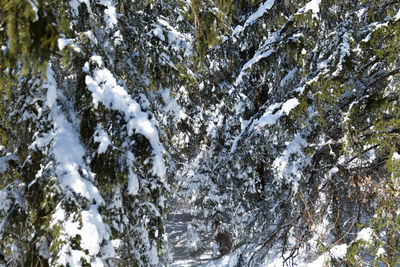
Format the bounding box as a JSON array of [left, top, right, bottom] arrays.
[[376, 247, 385, 257], [328, 166, 339, 176], [257, 103, 283, 128], [395, 8, 400, 20], [235, 32, 278, 85], [256, 98, 299, 129], [44, 65, 103, 203], [104, 5, 118, 28], [281, 98, 299, 115], [330, 244, 348, 259], [85, 65, 166, 178], [356, 227, 373, 243], [127, 170, 139, 195], [273, 134, 306, 189], [44, 65, 113, 266], [303, 0, 322, 19], [280, 68, 297, 87], [235, 49, 274, 85], [94, 127, 111, 154], [58, 38, 81, 52], [153, 25, 165, 41], [233, 0, 275, 35]]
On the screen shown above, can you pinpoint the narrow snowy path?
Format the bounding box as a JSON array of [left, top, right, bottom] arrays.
[[166, 204, 214, 266]]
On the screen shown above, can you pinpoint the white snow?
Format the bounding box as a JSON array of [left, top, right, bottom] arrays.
[[153, 25, 165, 41], [52, 205, 112, 266], [44, 65, 103, 203], [308, 254, 327, 267], [0, 149, 18, 173], [233, 0, 275, 35], [235, 49, 274, 85], [104, 5, 118, 28], [376, 247, 385, 257], [281, 98, 299, 115], [69, 0, 92, 16], [94, 127, 111, 154], [356, 227, 373, 243], [328, 166, 339, 176], [161, 89, 184, 123], [303, 0, 322, 19], [85, 64, 166, 178], [91, 55, 104, 67], [58, 38, 81, 52], [235, 32, 278, 85], [330, 244, 348, 259], [203, 253, 238, 267], [257, 103, 283, 128], [273, 134, 306, 188], [395, 8, 400, 20], [256, 98, 299, 129], [80, 206, 110, 255], [127, 170, 139, 195], [280, 68, 297, 87], [44, 65, 113, 266]]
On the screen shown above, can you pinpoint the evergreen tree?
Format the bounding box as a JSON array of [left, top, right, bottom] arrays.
[[179, 0, 400, 265], [0, 0, 193, 265], [1, 0, 400, 266]]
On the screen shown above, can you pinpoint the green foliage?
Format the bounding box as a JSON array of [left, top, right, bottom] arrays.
[[0, 0, 65, 90]]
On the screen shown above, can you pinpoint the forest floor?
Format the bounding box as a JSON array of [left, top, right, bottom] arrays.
[[166, 200, 214, 266]]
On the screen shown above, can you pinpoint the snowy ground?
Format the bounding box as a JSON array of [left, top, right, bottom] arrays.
[[166, 206, 214, 266]]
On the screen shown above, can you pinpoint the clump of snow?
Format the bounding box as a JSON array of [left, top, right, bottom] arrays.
[[44, 65, 114, 266], [376, 247, 385, 257], [255, 98, 299, 129], [329, 166, 339, 176], [273, 134, 306, 189], [303, 0, 322, 19], [257, 103, 283, 128], [235, 32, 278, 85], [330, 244, 348, 259], [91, 55, 104, 67], [153, 25, 165, 41], [43, 65, 103, 203], [161, 89, 185, 123], [27, 0, 39, 21], [52, 205, 113, 266], [395, 9, 400, 20], [80, 206, 110, 255], [281, 98, 299, 115], [127, 170, 139, 195], [0, 149, 18, 173], [393, 151, 400, 160], [85, 63, 166, 178], [235, 49, 274, 85], [356, 227, 374, 243], [280, 68, 297, 87], [94, 127, 111, 154], [308, 254, 327, 267], [69, 0, 92, 17], [58, 38, 81, 52], [82, 62, 90, 73], [233, 0, 275, 35], [104, 5, 118, 28]]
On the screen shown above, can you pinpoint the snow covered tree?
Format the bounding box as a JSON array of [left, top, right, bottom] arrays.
[[1, 0, 400, 266], [0, 0, 193, 265], [178, 0, 400, 265]]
